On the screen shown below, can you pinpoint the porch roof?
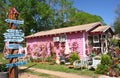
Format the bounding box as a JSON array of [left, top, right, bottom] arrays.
[[91, 26, 112, 33], [26, 22, 102, 38]]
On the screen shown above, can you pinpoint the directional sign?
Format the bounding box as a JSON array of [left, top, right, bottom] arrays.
[[4, 38, 24, 42], [7, 29, 22, 33], [5, 19, 24, 24], [6, 44, 23, 49], [4, 32, 24, 37], [6, 61, 27, 68], [4, 36, 23, 39], [6, 54, 25, 59]]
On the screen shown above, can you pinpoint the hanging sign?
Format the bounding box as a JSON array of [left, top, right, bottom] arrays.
[[6, 44, 23, 49], [5, 19, 24, 24], [6, 61, 27, 68], [5, 54, 25, 59]]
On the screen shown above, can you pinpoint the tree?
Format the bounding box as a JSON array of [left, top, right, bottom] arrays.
[[0, 0, 9, 51], [114, 4, 120, 34], [68, 12, 104, 26]]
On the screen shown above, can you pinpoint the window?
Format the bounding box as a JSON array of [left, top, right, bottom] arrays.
[[93, 35, 99, 43], [53, 37, 59, 42], [60, 35, 67, 42]]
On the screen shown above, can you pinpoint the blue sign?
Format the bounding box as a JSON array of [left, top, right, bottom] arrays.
[[6, 54, 25, 58], [7, 29, 22, 33], [4, 32, 24, 37], [6, 44, 23, 49], [4, 38, 24, 42], [5, 19, 24, 24], [6, 61, 27, 68], [4, 36, 23, 39]]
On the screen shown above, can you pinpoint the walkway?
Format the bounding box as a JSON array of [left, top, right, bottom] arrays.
[[19, 66, 91, 78], [19, 66, 120, 78]]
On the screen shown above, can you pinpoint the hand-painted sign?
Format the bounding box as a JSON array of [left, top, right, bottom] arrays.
[[7, 29, 22, 33], [4, 38, 24, 42], [6, 54, 25, 58], [4, 32, 24, 37], [5, 19, 24, 24], [6, 44, 23, 49], [6, 61, 27, 68]]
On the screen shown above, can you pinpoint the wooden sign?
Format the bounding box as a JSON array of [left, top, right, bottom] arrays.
[[4, 32, 24, 37], [7, 29, 22, 33], [5, 19, 24, 24], [4, 38, 24, 42], [6, 44, 23, 49], [6, 54, 25, 58], [6, 61, 27, 68]]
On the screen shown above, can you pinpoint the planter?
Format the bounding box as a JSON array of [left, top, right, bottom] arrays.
[[0, 72, 8, 78]]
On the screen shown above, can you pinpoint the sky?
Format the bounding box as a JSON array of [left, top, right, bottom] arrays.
[[73, 0, 120, 26]]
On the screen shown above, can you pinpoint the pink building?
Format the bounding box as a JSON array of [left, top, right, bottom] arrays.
[[25, 22, 113, 59]]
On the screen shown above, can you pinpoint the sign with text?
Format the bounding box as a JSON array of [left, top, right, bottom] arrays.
[[6, 61, 27, 68], [7, 29, 22, 33], [4, 38, 24, 42], [4, 32, 24, 37], [5, 19, 24, 24], [6, 44, 23, 49], [6, 54, 25, 59]]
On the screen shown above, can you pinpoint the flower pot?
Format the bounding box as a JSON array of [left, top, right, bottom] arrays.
[[0, 72, 8, 78]]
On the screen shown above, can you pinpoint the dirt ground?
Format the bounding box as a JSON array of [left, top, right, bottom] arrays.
[[19, 67, 120, 78], [19, 73, 41, 78]]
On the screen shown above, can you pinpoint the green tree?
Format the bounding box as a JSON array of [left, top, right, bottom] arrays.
[[0, 0, 9, 50], [69, 12, 104, 26], [114, 4, 120, 34]]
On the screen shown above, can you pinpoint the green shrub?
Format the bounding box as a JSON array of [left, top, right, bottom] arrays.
[[95, 64, 109, 74], [69, 52, 80, 64], [101, 54, 112, 66]]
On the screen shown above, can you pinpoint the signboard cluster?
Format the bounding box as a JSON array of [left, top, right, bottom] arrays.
[[4, 18, 27, 68]]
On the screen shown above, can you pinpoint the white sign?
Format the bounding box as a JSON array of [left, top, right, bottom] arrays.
[[4, 38, 24, 42], [6, 44, 23, 49], [7, 29, 22, 33], [5, 19, 24, 24], [4, 32, 24, 37]]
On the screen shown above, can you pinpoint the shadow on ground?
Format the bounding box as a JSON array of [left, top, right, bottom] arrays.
[[19, 64, 37, 75]]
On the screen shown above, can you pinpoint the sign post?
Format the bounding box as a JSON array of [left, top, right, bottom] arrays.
[[4, 7, 25, 78]]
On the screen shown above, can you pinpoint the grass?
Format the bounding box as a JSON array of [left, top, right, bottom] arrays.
[[0, 53, 8, 64], [25, 62, 99, 77]]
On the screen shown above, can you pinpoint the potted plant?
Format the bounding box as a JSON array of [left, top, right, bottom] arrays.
[[0, 64, 8, 78]]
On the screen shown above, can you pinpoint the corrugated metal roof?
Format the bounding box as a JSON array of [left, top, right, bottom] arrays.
[[26, 22, 102, 38]]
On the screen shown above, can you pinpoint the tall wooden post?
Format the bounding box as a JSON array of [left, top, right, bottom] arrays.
[[8, 7, 19, 78]]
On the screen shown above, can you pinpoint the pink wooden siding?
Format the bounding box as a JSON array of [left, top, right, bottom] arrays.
[[26, 31, 87, 59]]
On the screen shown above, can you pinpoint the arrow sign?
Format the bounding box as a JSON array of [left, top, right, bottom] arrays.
[[4, 36, 23, 39], [7, 29, 22, 33], [4, 32, 24, 37], [5, 19, 24, 24], [6, 54, 25, 58], [6, 61, 27, 68], [4, 38, 24, 42], [6, 44, 23, 49]]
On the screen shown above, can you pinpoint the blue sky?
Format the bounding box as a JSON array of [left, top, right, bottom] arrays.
[[73, 0, 120, 26]]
